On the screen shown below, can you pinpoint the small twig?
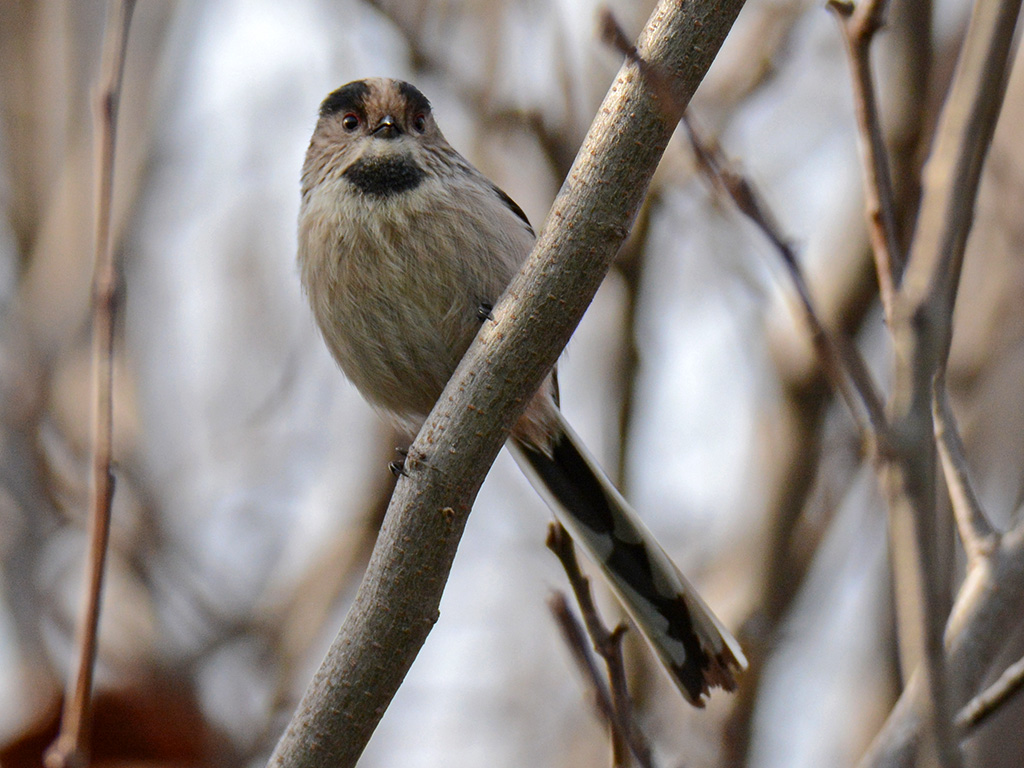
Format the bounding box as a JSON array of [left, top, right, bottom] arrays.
[[932, 377, 996, 564], [44, 3, 136, 767], [601, 7, 890, 447], [827, 0, 903, 321], [681, 115, 888, 444], [547, 523, 656, 768], [956, 652, 1024, 734], [549, 594, 629, 766]]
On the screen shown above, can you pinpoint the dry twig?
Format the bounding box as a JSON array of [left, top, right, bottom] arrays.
[[827, 0, 903, 320], [955, 652, 1024, 733], [681, 115, 888, 445], [931, 380, 996, 564], [602, 8, 891, 444], [549, 594, 626, 762], [547, 524, 655, 768], [45, 2, 136, 767]]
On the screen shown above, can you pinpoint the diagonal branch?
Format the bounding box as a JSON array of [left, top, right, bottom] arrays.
[[681, 115, 887, 444], [899, 0, 1022, 352], [602, 9, 891, 450], [267, 2, 749, 766], [932, 379, 996, 565], [955, 651, 1024, 733]]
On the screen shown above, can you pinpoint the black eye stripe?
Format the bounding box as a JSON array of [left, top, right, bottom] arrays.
[[396, 80, 431, 118], [319, 80, 370, 119]]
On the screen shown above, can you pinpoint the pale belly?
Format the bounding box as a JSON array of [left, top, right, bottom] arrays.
[[300, 190, 526, 426]]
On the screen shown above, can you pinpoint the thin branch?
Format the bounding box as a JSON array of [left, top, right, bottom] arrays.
[[603, 8, 891, 448], [858, 526, 1024, 768], [547, 524, 656, 768], [932, 378, 996, 564], [680, 114, 888, 443], [955, 652, 1024, 733], [267, 2, 748, 766], [876, 0, 1021, 764], [611, 194, 655, 488], [44, 3, 135, 768], [366, 1, 579, 180], [899, 0, 1022, 356], [827, 0, 903, 321], [549, 594, 629, 766]]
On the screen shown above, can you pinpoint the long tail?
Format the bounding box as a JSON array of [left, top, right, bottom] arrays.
[[510, 412, 746, 706]]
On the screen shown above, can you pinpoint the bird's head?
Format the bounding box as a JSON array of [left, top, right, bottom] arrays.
[[308, 78, 447, 198]]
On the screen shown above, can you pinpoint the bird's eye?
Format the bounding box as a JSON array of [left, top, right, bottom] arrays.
[[412, 114, 427, 133], [342, 114, 360, 131]]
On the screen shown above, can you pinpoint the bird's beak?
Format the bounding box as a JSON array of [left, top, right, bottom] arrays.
[[372, 115, 400, 139]]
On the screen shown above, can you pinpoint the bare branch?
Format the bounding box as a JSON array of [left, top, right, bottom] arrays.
[[859, 526, 1024, 768], [877, 0, 1021, 763], [899, 0, 1022, 356], [956, 652, 1024, 733], [549, 594, 630, 766], [932, 379, 996, 564], [267, 2, 748, 766], [724, 2, 933, 757], [827, 0, 904, 321], [547, 524, 656, 768], [681, 115, 888, 443], [45, 3, 137, 768]]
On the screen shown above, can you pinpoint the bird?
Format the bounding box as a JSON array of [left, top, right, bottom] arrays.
[[297, 77, 745, 706]]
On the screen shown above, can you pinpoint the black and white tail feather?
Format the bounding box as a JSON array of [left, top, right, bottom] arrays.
[[511, 411, 746, 706]]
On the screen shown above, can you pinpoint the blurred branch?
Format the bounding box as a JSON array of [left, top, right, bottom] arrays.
[[827, 0, 903, 322], [858, 520, 1024, 768], [547, 524, 655, 768], [955, 651, 1024, 733], [549, 595, 626, 761], [267, 2, 748, 766], [877, 0, 1021, 762], [260, 430, 397, 735], [932, 380, 995, 564], [610, 193, 655, 487], [681, 114, 886, 444], [45, 2, 136, 768], [720, 0, 934, 753], [851, 0, 1024, 763], [899, 0, 1021, 348], [366, 0, 579, 180]]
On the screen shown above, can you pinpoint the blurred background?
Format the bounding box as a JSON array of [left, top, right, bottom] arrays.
[[1, 0, 1022, 766]]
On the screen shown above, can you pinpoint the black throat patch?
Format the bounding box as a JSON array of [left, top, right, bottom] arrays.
[[343, 156, 425, 197]]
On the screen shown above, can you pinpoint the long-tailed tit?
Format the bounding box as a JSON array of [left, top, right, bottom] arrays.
[[298, 78, 745, 705]]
